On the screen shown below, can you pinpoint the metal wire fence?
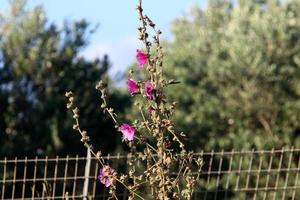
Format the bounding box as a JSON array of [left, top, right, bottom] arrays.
[[0, 148, 299, 199]]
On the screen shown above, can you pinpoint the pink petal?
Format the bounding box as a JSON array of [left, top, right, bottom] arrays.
[[98, 166, 115, 187], [136, 49, 147, 67], [119, 123, 135, 141], [144, 82, 155, 100], [104, 179, 111, 187], [127, 79, 139, 95]]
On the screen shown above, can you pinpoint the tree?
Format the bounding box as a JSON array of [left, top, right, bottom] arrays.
[[163, 1, 300, 199], [164, 0, 300, 151], [0, 0, 130, 157]]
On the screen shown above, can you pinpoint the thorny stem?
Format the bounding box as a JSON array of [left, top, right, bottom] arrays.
[[73, 117, 105, 167], [66, 0, 203, 198], [66, 95, 145, 200], [115, 178, 145, 200], [174, 160, 186, 185], [99, 87, 158, 154], [139, 109, 152, 133], [137, 0, 154, 83], [136, 0, 189, 198], [102, 97, 119, 125], [167, 129, 185, 150], [111, 191, 119, 200], [135, 136, 157, 153], [137, 0, 150, 55], [106, 108, 118, 124]]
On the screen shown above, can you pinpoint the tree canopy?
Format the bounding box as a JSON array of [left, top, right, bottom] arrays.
[[164, 0, 300, 151]]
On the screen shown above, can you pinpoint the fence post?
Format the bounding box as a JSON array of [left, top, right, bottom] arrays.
[[83, 148, 91, 199]]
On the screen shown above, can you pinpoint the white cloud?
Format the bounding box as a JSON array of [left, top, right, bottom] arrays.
[[81, 35, 139, 82]]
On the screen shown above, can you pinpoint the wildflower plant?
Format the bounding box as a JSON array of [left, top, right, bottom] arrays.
[[65, 0, 203, 199]]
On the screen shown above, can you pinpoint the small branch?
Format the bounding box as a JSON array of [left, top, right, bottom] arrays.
[[167, 128, 185, 149]]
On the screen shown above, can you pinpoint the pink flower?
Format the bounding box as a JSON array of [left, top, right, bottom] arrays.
[[98, 165, 116, 187], [127, 79, 139, 95], [118, 123, 135, 141], [136, 49, 147, 67], [147, 106, 155, 113], [144, 82, 155, 100]]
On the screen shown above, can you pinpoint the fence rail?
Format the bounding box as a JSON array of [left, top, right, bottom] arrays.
[[0, 148, 299, 199]]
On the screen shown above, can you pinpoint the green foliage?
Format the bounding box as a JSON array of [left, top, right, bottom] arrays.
[[162, 1, 300, 199], [0, 0, 129, 157], [164, 0, 300, 151]]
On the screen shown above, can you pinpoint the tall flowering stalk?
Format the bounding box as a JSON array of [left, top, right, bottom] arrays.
[[66, 0, 203, 199]]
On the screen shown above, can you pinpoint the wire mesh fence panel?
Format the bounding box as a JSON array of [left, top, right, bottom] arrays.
[[0, 148, 299, 199], [194, 148, 300, 200], [0, 156, 93, 199]]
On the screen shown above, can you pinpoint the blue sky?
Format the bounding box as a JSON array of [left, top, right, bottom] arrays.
[[1, 0, 207, 78]]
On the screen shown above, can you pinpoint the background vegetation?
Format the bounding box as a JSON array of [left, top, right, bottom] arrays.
[[0, 0, 299, 199], [0, 0, 130, 157], [1, 0, 299, 157], [163, 0, 300, 151]]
